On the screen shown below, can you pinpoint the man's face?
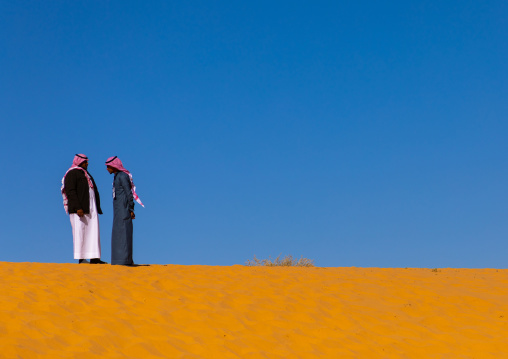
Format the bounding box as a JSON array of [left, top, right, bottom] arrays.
[[107, 166, 116, 174], [80, 161, 89, 170]]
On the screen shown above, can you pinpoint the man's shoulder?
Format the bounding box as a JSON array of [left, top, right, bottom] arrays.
[[65, 168, 85, 180], [115, 171, 131, 187], [67, 168, 84, 175]]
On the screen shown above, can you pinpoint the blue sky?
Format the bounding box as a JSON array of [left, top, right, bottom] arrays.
[[1, 1, 507, 267]]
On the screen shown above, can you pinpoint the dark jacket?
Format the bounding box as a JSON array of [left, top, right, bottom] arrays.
[[64, 169, 103, 214]]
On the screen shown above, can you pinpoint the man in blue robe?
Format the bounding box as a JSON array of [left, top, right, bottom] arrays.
[[105, 156, 144, 266]]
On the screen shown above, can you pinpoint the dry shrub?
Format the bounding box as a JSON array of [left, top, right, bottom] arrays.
[[245, 254, 315, 267]]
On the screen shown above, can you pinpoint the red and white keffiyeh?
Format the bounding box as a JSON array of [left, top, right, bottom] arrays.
[[61, 154, 93, 214], [105, 156, 144, 207]]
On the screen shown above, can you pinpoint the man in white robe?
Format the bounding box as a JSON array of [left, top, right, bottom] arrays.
[[61, 154, 106, 264]]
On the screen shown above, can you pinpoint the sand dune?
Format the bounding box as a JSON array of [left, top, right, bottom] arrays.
[[1, 262, 507, 358]]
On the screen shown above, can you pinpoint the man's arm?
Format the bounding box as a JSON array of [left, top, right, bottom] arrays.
[[89, 174, 102, 215], [64, 170, 84, 216], [119, 173, 135, 218]]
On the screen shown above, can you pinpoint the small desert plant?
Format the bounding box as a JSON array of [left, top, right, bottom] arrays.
[[245, 254, 315, 267]]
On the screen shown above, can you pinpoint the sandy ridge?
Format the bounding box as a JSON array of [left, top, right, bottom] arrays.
[[1, 262, 507, 358]]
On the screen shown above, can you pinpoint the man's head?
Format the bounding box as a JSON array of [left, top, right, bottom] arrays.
[[105, 156, 127, 174], [73, 154, 88, 169]]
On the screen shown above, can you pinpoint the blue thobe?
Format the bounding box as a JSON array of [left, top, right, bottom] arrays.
[[111, 171, 134, 265]]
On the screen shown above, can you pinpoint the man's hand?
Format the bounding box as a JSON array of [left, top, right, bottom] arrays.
[[130, 211, 135, 219], [77, 209, 84, 217]]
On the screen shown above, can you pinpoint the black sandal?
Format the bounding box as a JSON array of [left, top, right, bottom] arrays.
[[90, 258, 108, 264]]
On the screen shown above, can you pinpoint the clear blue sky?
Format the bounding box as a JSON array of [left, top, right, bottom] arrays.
[[1, 1, 507, 267]]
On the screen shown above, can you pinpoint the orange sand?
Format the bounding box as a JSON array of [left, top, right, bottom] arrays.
[[1, 263, 507, 358]]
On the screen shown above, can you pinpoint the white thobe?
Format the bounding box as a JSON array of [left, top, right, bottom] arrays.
[[70, 187, 101, 259]]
